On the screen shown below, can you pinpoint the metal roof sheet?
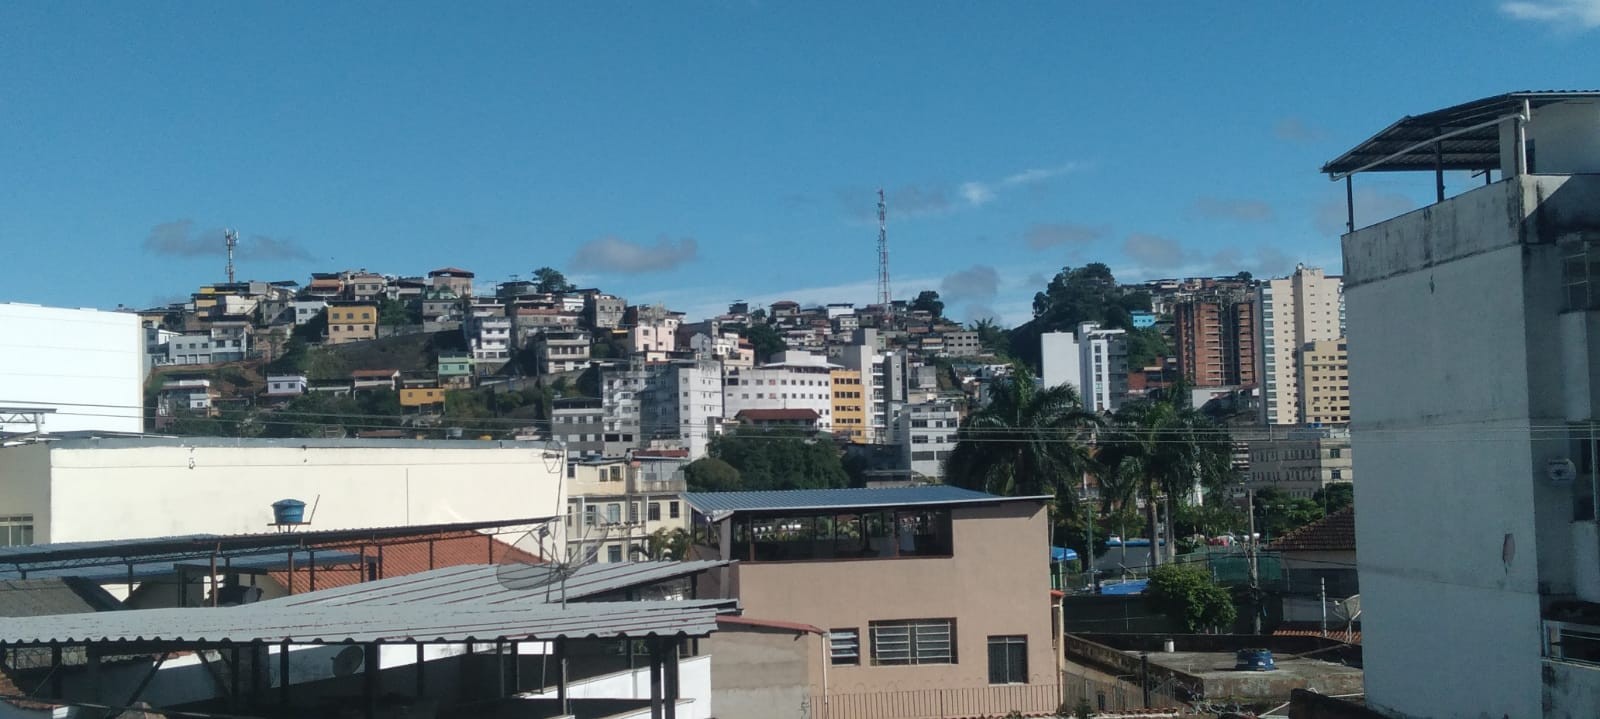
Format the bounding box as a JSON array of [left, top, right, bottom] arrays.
[[684, 486, 1045, 517], [1322, 90, 1600, 176], [0, 551, 365, 583], [263, 561, 728, 608], [0, 600, 730, 647]]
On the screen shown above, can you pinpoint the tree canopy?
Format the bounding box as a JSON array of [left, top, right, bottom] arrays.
[[533, 267, 577, 294], [684, 457, 742, 492], [1145, 563, 1237, 632], [1009, 264, 1152, 369], [911, 290, 945, 319], [703, 429, 848, 491], [739, 323, 787, 362], [945, 372, 1100, 510]]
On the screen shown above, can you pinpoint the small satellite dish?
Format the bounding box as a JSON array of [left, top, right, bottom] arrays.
[[331, 645, 365, 677], [1547, 458, 1578, 485], [495, 515, 613, 606], [1332, 594, 1361, 622]]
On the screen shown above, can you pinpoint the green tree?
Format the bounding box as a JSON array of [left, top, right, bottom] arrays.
[[685, 457, 743, 492], [708, 429, 848, 490], [292, 309, 328, 343], [911, 290, 944, 319], [1145, 563, 1237, 633], [971, 318, 1010, 356], [635, 528, 692, 561], [376, 297, 418, 327], [1098, 389, 1235, 566], [1312, 483, 1354, 515], [533, 267, 577, 294], [1124, 327, 1170, 369], [740, 323, 786, 362], [1253, 487, 1326, 540], [945, 372, 1101, 511], [267, 335, 310, 374], [1010, 263, 1151, 369]]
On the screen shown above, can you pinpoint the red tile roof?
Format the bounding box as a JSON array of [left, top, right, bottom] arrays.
[[735, 409, 820, 422], [1272, 625, 1361, 644], [270, 531, 542, 594], [1268, 506, 1355, 552]]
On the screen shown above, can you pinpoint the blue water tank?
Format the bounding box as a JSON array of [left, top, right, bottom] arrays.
[[271, 499, 307, 525], [1234, 648, 1276, 671]]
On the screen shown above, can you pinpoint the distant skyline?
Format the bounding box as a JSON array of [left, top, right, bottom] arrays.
[[3, 2, 1597, 325]]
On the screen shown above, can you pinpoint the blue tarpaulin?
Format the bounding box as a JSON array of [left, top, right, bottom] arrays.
[[1050, 546, 1078, 562], [1099, 579, 1149, 595]]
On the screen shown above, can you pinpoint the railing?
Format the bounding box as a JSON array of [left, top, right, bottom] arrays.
[[808, 683, 1059, 719]]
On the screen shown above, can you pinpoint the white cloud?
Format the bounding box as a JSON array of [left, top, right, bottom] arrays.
[[1002, 163, 1079, 187], [1502, 0, 1600, 27], [959, 182, 996, 207], [571, 235, 698, 274]]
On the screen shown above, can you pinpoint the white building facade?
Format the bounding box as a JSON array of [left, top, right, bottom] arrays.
[[1257, 265, 1344, 426], [0, 303, 144, 436], [722, 352, 836, 434], [897, 400, 960, 480], [1040, 322, 1128, 413]]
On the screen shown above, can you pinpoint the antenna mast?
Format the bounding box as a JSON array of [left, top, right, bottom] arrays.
[[224, 229, 239, 283], [876, 189, 891, 312]]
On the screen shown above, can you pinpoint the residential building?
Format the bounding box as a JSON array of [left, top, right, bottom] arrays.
[[0, 437, 565, 544], [600, 362, 649, 457], [466, 314, 512, 366], [532, 329, 593, 375], [351, 369, 400, 392], [156, 378, 216, 418], [628, 305, 681, 354], [264, 374, 307, 400], [513, 307, 582, 346], [831, 369, 869, 443], [689, 331, 754, 369], [386, 276, 427, 302], [426, 267, 474, 297], [565, 453, 691, 565], [723, 351, 837, 434], [639, 359, 724, 460], [690, 487, 1056, 716], [1297, 338, 1350, 425], [552, 396, 606, 458], [942, 330, 982, 357], [1322, 91, 1600, 717], [1174, 295, 1258, 389], [583, 292, 626, 330], [341, 271, 387, 302], [1266, 507, 1358, 626], [1040, 322, 1128, 413], [1258, 265, 1343, 425], [1244, 427, 1351, 499], [1130, 310, 1156, 329], [898, 400, 959, 480], [305, 274, 343, 299], [420, 285, 463, 323], [436, 352, 475, 389], [325, 302, 377, 344], [399, 385, 445, 411], [290, 299, 326, 326]]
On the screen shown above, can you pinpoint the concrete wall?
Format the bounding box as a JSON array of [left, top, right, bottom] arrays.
[[1342, 175, 1600, 719], [705, 627, 818, 719], [1542, 659, 1600, 719], [0, 303, 144, 435], [724, 502, 1053, 693], [0, 438, 565, 544]]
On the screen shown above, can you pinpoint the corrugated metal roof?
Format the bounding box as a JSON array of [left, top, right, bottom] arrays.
[[0, 551, 365, 583], [264, 561, 728, 608], [684, 486, 1046, 517], [0, 578, 120, 617], [0, 599, 730, 647]]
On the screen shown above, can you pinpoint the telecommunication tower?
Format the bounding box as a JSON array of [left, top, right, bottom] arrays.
[[224, 229, 239, 283], [876, 189, 891, 311]]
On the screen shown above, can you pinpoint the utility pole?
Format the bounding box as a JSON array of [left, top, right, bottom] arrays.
[[1247, 486, 1261, 635], [1084, 499, 1095, 592], [1320, 577, 1328, 637]]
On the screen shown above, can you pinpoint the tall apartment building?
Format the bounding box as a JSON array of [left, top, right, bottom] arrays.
[[831, 369, 869, 443], [1040, 322, 1128, 413], [1173, 295, 1257, 388], [1244, 427, 1351, 499], [1258, 265, 1344, 425], [1325, 91, 1600, 718], [722, 351, 836, 434], [1296, 338, 1350, 425], [639, 359, 725, 460], [898, 400, 960, 480]]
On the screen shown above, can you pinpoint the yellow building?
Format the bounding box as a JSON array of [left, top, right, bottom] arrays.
[[1297, 338, 1350, 425], [326, 303, 378, 344], [399, 386, 445, 408], [831, 369, 868, 443]]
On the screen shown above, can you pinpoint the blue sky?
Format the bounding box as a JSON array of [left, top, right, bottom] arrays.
[[3, 2, 1598, 325]]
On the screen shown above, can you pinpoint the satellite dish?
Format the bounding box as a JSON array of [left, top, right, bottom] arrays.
[[494, 515, 614, 605], [331, 645, 365, 677], [1333, 594, 1361, 622]]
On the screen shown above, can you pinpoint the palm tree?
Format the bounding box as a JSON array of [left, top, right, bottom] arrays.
[[944, 373, 1102, 513], [1099, 389, 1234, 565]]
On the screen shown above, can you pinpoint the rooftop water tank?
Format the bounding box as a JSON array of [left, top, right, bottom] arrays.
[[1234, 648, 1277, 672], [271, 499, 307, 525]]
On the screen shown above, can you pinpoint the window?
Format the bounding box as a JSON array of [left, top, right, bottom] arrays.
[[0, 515, 34, 547], [583, 505, 597, 526], [987, 635, 1027, 684], [606, 503, 621, 524], [829, 629, 860, 665], [669, 501, 680, 519], [870, 619, 954, 665], [607, 545, 622, 563], [648, 502, 662, 521]]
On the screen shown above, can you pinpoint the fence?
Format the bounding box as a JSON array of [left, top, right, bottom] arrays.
[[804, 672, 1177, 719]]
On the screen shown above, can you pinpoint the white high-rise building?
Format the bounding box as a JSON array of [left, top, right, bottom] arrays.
[[1258, 265, 1344, 425], [1326, 91, 1600, 718], [1040, 322, 1128, 413], [641, 359, 725, 460], [897, 400, 960, 480], [0, 303, 144, 436], [722, 351, 836, 434]]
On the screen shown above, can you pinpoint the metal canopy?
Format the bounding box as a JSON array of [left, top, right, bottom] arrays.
[[263, 561, 730, 608], [1321, 90, 1600, 176], [0, 599, 732, 648], [0, 516, 555, 576], [685, 486, 1048, 519]]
